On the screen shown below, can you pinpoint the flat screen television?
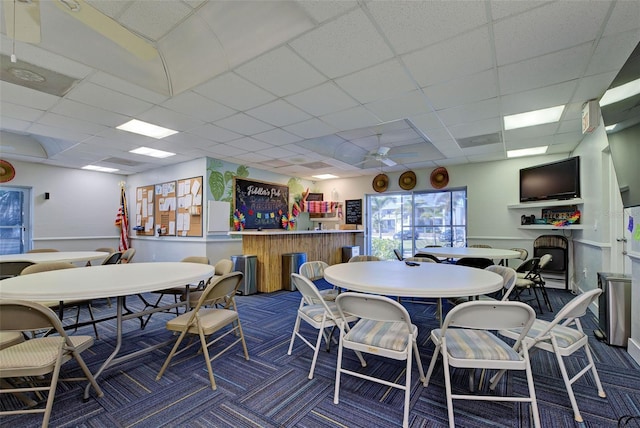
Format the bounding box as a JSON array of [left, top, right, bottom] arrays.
[[608, 122, 640, 208], [519, 157, 580, 203]]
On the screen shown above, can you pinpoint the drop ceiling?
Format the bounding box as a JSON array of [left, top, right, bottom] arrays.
[[0, 0, 638, 179]]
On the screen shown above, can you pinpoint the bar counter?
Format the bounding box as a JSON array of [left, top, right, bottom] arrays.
[[229, 229, 362, 292]]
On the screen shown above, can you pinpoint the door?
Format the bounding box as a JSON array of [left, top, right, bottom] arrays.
[[0, 187, 31, 254]]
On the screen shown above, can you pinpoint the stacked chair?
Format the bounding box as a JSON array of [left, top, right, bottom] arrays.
[[514, 254, 553, 313]]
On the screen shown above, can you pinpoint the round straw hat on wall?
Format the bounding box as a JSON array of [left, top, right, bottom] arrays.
[[0, 160, 16, 183], [430, 167, 449, 189], [372, 173, 389, 193], [399, 170, 416, 190]]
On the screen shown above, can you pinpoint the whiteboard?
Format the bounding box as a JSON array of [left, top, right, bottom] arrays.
[[207, 201, 230, 233]]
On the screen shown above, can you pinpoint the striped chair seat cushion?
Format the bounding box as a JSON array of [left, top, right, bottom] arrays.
[[433, 329, 521, 361], [0, 336, 93, 370], [515, 278, 534, 288], [344, 319, 415, 352], [300, 302, 340, 322], [319, 288, 338, 301], [511, 319, 584, 349]]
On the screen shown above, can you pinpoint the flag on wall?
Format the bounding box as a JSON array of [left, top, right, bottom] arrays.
[[115, 185, 130, 251]]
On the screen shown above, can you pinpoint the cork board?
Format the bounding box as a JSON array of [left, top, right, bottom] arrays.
[[175, 176, 203, 236], [135, 185, 155, 235], [154, 181, 177, 236]]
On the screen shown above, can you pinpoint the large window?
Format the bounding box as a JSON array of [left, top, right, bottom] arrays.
[[366, 188, 467, 260], [0, 187, 30, 255]]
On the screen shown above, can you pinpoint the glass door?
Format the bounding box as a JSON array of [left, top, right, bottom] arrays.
[[0, 187, 31, 254]]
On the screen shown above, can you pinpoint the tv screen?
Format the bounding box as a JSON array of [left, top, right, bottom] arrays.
[[519, 157, 580, 203], [609, 123, 640, 208]]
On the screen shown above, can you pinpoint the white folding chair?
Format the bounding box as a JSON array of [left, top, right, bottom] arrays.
[[449, 265, 517, 305], [334, 292, 426, 428], [425, 300, 540, 428], [287, 273, 359, 379], [495, 288, 605, 422], [298, 260, 338, 302]]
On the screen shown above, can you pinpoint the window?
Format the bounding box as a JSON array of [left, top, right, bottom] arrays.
[[366, 189, 466, 259], [0, 187, 30, 254]]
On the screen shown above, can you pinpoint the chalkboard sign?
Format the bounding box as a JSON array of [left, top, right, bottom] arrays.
[[234, 177, 289, 229], [345, 199, 362, 225]]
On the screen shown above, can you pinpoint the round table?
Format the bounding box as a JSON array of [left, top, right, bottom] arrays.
[[0, 262, 215, 399], [324, 260, 502, 298], [416, 247, 522, 261], [0, 251, 110, 264]]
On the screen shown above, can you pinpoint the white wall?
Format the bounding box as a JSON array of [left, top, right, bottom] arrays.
[[1, 160, 125, 251]]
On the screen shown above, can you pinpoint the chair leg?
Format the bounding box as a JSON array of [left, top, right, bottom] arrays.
[[287, 315, 302, 355], [198, 328, 217, 390], [424, 342, 441, 386], [156, 330, 189, 381], [441, 349, 456, 428], [333, 328, 344, 405], [522, 345, 541, 428], [308, 322, 326, 379]]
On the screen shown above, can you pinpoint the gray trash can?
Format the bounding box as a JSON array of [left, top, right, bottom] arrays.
[[342, 246, 360, 263], [282, 252, 307, 291], [597, 272, 632, 347], [231, 255, 257, 295]]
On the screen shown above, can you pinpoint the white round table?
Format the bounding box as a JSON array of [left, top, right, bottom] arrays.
[[324, 260, 502, 298], [0, 262, 215, 399], [0, 251, 110, 264], [416, 247, 522, 261]]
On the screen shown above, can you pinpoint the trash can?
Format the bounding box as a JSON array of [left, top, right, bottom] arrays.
[[597, 272, 632, 347], [231, 255, 257, 295], [342, 246, 360, 263], [282, 252, 307, 291]]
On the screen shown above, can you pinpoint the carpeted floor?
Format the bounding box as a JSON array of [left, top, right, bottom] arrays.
[[1, 285, 639, 427]]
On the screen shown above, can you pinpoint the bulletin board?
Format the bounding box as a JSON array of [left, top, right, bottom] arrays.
[[234, 177, 288, 229], [176, 176, 203, 237], [154, 181, 177, 236], [135, 185, 155, 235]]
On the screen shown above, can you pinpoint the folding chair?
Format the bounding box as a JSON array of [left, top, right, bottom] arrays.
[[334, 292, 426, 428], [425, 300, 540, 428], [156, 272, 249, 390], [496, 289, 605, 422], [0, 300, 103, 427]]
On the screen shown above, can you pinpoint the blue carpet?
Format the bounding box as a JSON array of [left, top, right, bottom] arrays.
[[1, 286, 639, 427]]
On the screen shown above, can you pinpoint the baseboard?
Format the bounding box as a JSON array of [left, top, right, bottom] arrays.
[[628, 338, 640, 367]]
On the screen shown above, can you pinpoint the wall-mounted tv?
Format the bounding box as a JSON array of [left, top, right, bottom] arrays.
[[519, 156, 581, 203]]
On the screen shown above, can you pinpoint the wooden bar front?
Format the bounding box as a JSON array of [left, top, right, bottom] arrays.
[[230, 230, 362, 293]]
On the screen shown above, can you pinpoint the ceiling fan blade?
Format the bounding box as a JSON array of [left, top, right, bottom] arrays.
[[3, 0, 41, 43], [54, 0, 158, 60], [381, 158, 396, 167], [389, 152, 419, 159]]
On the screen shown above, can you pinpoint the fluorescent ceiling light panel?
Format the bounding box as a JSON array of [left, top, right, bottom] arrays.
[[82, 165, 119, 172], [117, 119, 178, 139], [130, 146, 176, 158], [599, 78, 640, 107], [507, 146, 548, 158], [312, 174, 339, 180], [503, 105, 565, 130]]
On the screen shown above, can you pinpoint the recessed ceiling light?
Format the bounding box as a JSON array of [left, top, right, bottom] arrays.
[[312, 174, 339, 180], [117, 119, 178, 139], [507, 146, 548, 158], [504, 105, 565, 130], [82, 165, 119, 173], [130, 147, 175, 158], [599, 78, 640, 107]]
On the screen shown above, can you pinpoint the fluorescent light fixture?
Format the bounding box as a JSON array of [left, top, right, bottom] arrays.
[[599, 78, 640, 107], [82, 165, 119, 173], [507, 146, 548, 158], [117, 119, 178, 139], [605, 124, 617, 132], [504, 105, 565, 130], [130, 146, 175, 158], [312, 174, 339, 180]]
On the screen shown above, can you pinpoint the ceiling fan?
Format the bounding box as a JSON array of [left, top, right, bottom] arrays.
[[356, 135, 418, 167], [3, 0, 157, 60]]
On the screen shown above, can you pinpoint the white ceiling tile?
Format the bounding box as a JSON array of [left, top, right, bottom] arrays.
[[256, 146, 297, 159], [38, 112, 110, 135], [602, 0, 640, 37], [188, 124, 242, 143], [0, 117, 32, 133], [228, 136, 273, 152], [493, 1, 610, 66], [194, 72, 277, 111], [214, 113, 274, 136], [235, 47, 326, 97], [403, 27, 494, 88], [0, 81, 60, 110], [489, 1, 551, 21], [118, 1, 193, 41], [161, 91, 236, 123], [335, 59, 417, 104], [364, 90, 432, 123], [449, 117, 501, 139], [283, 118, 339, 139], [503, 122, 559, 142], [285, 82, 358, 117], [557, 118, 582, 135], [246, 100, 312, 128], [253, 128, 303, 146], [28, 123, 92, 143], [320, 106, 380, 131], [367, 1, 488, 55], [205, 142, 247, 157], [585, 31, 640, 76], [296, 0, 359, 23], [1, 102, 46, 122], [289, 8, 393, 78], [51, 100, 129, 127], [437, 98, 500, 127], [162, 132, 213, 150], [66, 82, 153, 117], [500, 81, 577, 116], [498, 44, 592, 95], [423, 69, 498, 110], [88, 72, 169, 104], [572, 72, 618, 104], [138, 106, 204, 132]]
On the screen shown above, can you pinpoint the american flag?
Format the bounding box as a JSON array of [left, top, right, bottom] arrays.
[[115, 186, 130, 251]]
